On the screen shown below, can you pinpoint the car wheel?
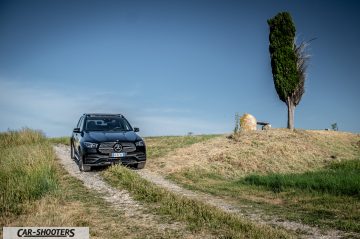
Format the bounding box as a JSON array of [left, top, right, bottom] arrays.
[[136, 161, 146, 169], [79, 156, 91, 172], [70, 143, 75, 160]]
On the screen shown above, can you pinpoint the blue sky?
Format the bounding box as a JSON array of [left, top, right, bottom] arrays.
[[0, 0, 359, 137]]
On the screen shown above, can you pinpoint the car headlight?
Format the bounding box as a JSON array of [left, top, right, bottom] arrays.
[[135, 141, 145, 147], [84, 142, 98, 148]]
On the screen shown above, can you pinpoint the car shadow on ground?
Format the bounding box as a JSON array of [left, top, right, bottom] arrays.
[[74, 160, 140, 172]]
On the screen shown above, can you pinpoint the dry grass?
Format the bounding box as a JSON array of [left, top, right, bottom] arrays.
[[144, 135, 220, 160], [147, 129, 359, 177]]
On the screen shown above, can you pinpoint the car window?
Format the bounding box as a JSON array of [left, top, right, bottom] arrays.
[[76, 116, 84, 128], [85, 117, 132, 131], [76, 118, 81, 128], [79, 116, 85, 131]]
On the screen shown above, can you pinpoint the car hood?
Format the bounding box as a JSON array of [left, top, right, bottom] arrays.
[[83, 131, 142, 143]]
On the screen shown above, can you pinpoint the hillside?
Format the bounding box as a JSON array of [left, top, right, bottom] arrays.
[[146, 129, 360, 177], [143, 129, 360, 235]]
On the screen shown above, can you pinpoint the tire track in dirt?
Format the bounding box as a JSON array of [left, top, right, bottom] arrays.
[[136, 169, 357, 239], [54, 145, 207, 239]]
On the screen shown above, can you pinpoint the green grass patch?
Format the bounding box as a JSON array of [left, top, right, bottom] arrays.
[[242, 159, 360, 196], [0, 129, 58, 216], [145, 134, 220, 159], [102, 165, 292, 239]]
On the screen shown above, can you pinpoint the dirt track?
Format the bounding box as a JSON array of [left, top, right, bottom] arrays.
[[54, 145, 203, 239], [55, 144, 356, 239]]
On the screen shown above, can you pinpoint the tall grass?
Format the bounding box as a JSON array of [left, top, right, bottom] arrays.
[[0, 128, 46, 148], [242, 159, 360, 196], [0, 129, 58, 216]]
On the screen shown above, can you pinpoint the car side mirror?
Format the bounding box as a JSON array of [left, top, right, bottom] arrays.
[[73, 128, 81, 133], [134, 127, 140, 132]]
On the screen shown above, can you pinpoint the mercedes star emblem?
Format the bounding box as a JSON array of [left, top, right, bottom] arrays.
[[113, 143, 122, 152]]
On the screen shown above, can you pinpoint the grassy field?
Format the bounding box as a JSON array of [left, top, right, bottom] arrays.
[[103, 165, 292, 239], [145, 130, 360, 233]]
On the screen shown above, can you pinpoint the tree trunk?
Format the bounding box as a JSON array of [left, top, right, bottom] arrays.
[[287, 98, 295, 130]]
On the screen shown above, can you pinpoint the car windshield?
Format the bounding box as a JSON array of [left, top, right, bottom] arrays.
[[84, 116, 132, 132]]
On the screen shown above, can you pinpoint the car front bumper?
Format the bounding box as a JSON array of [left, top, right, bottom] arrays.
[[83, 151, 146, 166]]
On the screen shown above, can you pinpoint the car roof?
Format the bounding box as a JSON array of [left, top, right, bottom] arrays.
[[84, 113, 123, 117]]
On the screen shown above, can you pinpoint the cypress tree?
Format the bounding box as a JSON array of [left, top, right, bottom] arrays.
[[268, 12, 308, 129]]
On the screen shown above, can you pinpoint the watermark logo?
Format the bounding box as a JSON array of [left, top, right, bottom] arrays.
[[2, 227, 89, 239]]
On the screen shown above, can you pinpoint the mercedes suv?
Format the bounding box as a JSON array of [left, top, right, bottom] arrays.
[[70, 113, 146, 171]]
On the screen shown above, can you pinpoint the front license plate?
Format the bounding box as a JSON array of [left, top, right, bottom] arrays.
[[110, 152, 127, 158]]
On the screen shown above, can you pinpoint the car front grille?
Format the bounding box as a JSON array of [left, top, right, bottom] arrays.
[[98, 142, 136, 154]]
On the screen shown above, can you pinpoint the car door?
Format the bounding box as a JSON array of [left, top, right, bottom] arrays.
[[74, 116, 84, 156]]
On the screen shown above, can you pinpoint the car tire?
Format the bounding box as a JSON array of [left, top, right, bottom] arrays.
[[136, 161, 146, 169], [70, 142, 75, 160], [79, 156, 91, 172]]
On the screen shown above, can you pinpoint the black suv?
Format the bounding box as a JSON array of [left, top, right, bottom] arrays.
[[70, 113, 146, 171]]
